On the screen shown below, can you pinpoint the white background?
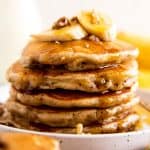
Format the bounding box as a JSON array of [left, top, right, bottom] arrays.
[[0, 0, 150, 83]]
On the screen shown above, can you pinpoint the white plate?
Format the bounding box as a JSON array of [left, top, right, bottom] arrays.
[[0, 85, 150, 150]]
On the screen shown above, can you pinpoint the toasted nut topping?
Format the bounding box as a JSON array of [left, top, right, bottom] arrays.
[[52, 17, 70, 29], [86, 34, 101, 42], [70, 16, 79, 24]]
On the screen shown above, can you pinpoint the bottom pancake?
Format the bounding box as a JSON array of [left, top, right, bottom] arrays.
[[1, 111, 139, 134], [6, 98, 139, 127]]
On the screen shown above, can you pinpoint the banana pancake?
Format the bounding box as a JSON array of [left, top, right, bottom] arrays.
[[10, 87, 136, 108], [21, 40, 138, 71], [7, 60, 138, 92], [6, 98, 139, 127], [3, 111, 139, 134]]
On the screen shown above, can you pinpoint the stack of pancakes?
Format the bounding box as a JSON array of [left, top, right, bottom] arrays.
[[4, 39, 139, 134]]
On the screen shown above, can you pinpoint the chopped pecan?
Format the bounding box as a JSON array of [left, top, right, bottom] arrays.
[[70, 16, 79, 24], [86, 34, 101, 42], [52, 17, 70, 29]]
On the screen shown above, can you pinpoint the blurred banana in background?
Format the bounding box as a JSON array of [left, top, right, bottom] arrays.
[[117, 32, 150, 88]]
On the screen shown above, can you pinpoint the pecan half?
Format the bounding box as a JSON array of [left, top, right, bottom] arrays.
[[85, 34, 101, 42], [70, 16, 79, 24], [52, 17, 70, 29]]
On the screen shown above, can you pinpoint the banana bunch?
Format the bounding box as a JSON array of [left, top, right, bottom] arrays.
[[32, 10, 116, 42]]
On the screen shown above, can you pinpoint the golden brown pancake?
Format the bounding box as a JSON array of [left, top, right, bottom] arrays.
[[21, 40, 138, 71], [0, 133, 59, 150], [6, 98, 139, 127], [7, 60, 138, 92], [10, 87, 136, 108], [2, 111, 139, 134]]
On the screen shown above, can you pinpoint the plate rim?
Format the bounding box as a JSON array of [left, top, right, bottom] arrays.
[[0, 124, 150, 138]]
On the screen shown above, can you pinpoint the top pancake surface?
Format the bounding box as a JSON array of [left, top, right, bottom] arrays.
[[21, 39, 138, 71]]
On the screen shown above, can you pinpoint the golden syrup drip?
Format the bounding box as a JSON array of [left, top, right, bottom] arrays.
[[133, 103, 150, 129]]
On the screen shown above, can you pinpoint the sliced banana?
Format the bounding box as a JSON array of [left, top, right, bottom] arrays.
[[31, 24, 87, 42], [77, 10, 117, 41]]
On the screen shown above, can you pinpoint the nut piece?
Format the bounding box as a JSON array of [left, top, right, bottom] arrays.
[[70, 16, 79, 24], [86, 34, 101, 42], [52, 17, 70, 29]]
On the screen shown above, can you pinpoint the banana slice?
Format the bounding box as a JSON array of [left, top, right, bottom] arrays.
[[31, 24, 87, 42], [77, 10, 117, 41]]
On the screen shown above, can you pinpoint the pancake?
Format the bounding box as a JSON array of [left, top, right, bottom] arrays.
[[6, 98, 139, 127], [3, 111, 139, 134], [10, 87, 136, 108], [0, 133, 59, 150], [21, 40, 138, 71], [7, 60, 138, 92]]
